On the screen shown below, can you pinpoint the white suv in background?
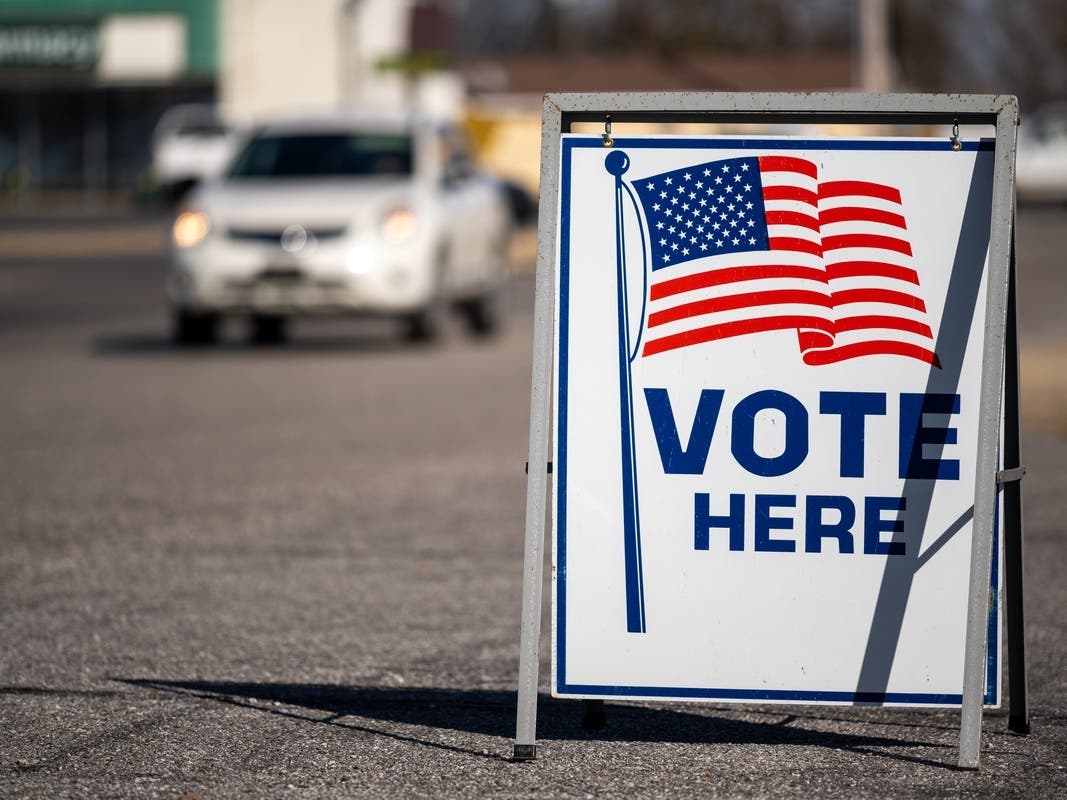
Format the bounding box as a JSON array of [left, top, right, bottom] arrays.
[[1016, 102, 1067, 203], [150, 104, 238, 202], [165, 113, 513, 345]]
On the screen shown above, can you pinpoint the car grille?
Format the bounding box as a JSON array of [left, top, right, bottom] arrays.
[[225, 225, 347, 244]]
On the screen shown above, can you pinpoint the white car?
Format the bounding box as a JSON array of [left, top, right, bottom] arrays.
[[151, 104, 238, 201], [165, 113, 512, 344], [1016, 102, 1067, 203]]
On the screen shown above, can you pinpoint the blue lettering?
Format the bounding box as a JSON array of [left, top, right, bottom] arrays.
[[644, 387, 725, 475], [755, 494, 796, 552], [731, 390, 809, 476], [819, 391, 887, 478], [690, 493, 909, 556], [648, 388, 964, 484], [693, 492, 745, 551], [805, 495, 856, 553], [898, 393, 960, 480], [864, 496, 906, 555]]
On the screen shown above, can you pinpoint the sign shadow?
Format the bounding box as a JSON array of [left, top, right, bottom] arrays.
[[855, 151, 995, 700], [115, 679, 951, 768]]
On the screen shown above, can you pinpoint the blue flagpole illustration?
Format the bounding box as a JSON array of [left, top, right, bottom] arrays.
[[605, 149, 647, 633]]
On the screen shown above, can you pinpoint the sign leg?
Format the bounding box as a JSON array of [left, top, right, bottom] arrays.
[[958, 449, 997, 765], [582, 698, 607, 729], [513, 198, 558, 762], [1003, 237, 1030, 735], [514, 472, 545, 764], [513, 449, 550, 762], [959, 109, 1016, 770]]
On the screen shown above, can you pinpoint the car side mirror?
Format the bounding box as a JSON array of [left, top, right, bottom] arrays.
[[442, 155, 472, 188]]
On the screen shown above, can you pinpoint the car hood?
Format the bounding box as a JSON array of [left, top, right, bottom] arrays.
[[193, 178, 418, 229]]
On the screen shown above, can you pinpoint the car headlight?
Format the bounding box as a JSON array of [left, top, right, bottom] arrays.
[[380, 205, 417, 244], [173, 209, 211, 248]]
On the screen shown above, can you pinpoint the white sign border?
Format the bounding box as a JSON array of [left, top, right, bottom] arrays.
[[551, 133, 1003, 708]]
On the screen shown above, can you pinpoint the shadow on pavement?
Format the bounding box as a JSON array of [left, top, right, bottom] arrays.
[[114, 679, 954, 768], [90, 330, 429, 357]]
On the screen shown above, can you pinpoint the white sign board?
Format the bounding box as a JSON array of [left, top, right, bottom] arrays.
[[552, 134, 1001, 706]]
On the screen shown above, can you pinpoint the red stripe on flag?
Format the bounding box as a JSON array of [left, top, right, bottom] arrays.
[[650, 264, 828, 301], [832, 288, 928, 312], [765, 210, 820, 231], [758, 156, 819, 179], [801, 340, 940, 367], [819, 180, 902, 204], [643, 315, 835, 357], [769, 236, 823, 256], [825, 260, 920, 284], [647, 289, 833, 328], [798, 329, 835, 352], [819, 206, 907, 228], [763, 185, 818, 205], [834, 315, 934, 338], [822, 233, 913, 256]]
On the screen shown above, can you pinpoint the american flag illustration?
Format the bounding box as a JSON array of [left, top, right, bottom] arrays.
[[631, 155, 939, 365]]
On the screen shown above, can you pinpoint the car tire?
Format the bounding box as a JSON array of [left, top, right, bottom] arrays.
[[404, 263, 448, 343], [460, 287, 505, 337], [173, 309, 220, 346], [404, 298, 447, 342], [250, 314, 289, 345], [460, 230, 509, 337]]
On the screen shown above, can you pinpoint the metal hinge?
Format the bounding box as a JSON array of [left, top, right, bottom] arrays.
[[996, 466, 1026, 484]]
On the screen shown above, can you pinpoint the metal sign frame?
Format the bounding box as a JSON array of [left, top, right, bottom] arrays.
[[513, 92, 1027, 770]]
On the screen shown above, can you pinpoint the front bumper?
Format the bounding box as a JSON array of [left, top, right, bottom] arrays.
[[167, 232, 437, 315]]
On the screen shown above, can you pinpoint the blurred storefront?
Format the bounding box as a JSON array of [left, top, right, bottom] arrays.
[[0, 0, 461, 204], [0, 0, 219, 200], [220, 0, 462, 123], [461, 50, 855, 197], [0, 1, 855, 205]]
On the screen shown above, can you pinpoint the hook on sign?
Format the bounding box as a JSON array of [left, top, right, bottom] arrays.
[[602, 115, 613, 148], [951, 119, 962, 152]]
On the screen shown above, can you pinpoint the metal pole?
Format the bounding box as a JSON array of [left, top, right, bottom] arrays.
[[513, 96, 564, 762], [958, 95, 1019, 770], [1002, 231, 1030, 735], [857, 0, 894, 92], [606, 151, 647, 634]]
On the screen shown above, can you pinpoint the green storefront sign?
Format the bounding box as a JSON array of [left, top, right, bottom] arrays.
[[0, 1, 217, 78], [0, 25, 99, 68]]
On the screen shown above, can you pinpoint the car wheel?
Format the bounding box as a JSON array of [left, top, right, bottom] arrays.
[[404, 264, 448, 343], [250, 314, 289, 345], [173, 309, 220, 346], [461, 231, 510, 337], [461, 287, 506, 337], [405, 298, 447, 342]]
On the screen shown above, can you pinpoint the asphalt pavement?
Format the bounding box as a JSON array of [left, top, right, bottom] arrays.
[[0, 208, 1065, 798]]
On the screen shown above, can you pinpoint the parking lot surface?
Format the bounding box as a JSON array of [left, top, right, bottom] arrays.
[[0, 209, 1065, 798]]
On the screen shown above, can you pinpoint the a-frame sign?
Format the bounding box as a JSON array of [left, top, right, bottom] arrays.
[[513, 93, 1027, 770]]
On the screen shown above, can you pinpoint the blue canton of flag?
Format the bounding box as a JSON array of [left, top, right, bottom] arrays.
[[633, 156, 770, 270]]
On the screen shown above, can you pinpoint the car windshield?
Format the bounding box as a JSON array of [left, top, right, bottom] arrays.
[[228, 132, 414, 178]]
